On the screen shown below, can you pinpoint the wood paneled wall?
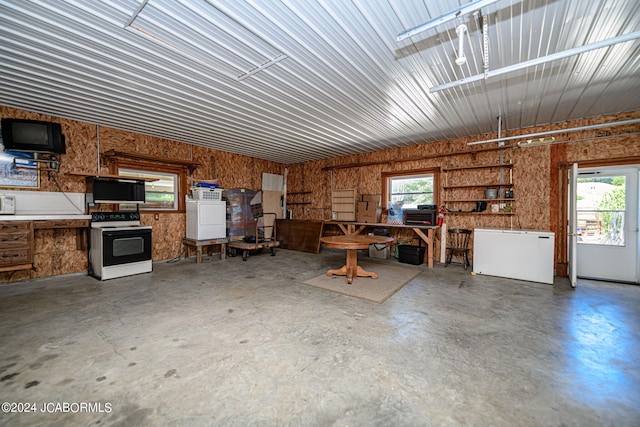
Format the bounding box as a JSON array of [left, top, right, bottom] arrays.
[[2, 105, 639, 282], [287, 110, 640, 271], [0, 106, 283, 283]]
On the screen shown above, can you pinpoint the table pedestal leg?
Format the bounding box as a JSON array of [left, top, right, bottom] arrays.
[[326, 249, 378, 284]]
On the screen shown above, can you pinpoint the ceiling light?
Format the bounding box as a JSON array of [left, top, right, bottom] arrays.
[[455, 23, 467, 66], [517, 137, 555, 147]]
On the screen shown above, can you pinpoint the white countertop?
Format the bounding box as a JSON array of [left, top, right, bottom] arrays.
[[0, 215, 91, 221]]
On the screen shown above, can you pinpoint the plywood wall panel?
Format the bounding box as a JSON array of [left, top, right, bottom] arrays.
[[31, 229, 88, 278], [213, 151, 259, 190], [2, 106, 639, 281], [513, 146, 551, 229], [294, 112, 639, 270], [141, 212, 185, 262], [0, 107, 282, 283], [307, 160, 330, 220]]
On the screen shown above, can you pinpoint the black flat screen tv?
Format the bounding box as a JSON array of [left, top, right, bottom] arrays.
[[1, 118, 66, 154]]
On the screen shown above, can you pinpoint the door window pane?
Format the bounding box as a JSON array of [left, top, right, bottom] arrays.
[[576, 175, 625, 246]]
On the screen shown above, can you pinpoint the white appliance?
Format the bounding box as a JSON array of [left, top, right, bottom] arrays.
[[186, 199, 226, 240], [473, 228, 555, 284], [0, 194, 16, 214], [90, 212, 153, 281]]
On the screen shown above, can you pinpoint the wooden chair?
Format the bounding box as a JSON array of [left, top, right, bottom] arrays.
[[445, 228, 472, 269]]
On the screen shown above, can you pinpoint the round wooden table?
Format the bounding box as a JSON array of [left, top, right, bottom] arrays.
[[320, 235, 394, 284]]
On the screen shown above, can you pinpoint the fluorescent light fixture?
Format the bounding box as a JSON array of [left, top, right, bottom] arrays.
[[517, 137, 555, 147], [396, 0, 500, 42]]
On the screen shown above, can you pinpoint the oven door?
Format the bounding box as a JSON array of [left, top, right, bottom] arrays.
[[101, 228, 152, 267]]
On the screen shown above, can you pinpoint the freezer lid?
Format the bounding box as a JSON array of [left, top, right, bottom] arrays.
[[474, 228, 554, 235]]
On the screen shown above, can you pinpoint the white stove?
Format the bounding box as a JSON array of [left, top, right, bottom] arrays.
[[90, 212, 152, 280]]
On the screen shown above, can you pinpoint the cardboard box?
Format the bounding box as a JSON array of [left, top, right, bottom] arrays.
[[357, 201, 381, 223], [361, 194, 382, 206]]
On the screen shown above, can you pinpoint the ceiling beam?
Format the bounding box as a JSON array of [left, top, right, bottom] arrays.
[[467, 118, 640, 146], [396, 0, 500, 42]]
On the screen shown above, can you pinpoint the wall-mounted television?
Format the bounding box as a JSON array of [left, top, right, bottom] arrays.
[[1, 118, 66, 154]]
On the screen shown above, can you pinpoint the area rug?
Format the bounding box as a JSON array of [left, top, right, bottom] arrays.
[[300, 262, 422, 303]]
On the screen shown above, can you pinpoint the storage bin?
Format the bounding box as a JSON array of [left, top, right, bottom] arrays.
[[192, 187, 223, 200], [369, 244, 390, 259], [398, 245, 425, 265]]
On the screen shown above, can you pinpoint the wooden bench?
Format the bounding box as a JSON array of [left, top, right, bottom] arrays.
[[182, 237, 228, 263]]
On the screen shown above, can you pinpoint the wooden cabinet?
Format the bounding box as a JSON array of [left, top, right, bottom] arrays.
[[0, 221, 34, 272], [0, 219, 89, 273], [331, 189, 356, 221], [442, 163, 515, 215]]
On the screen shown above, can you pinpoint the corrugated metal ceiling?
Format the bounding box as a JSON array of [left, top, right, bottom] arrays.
[[1, 0, 639, 163]]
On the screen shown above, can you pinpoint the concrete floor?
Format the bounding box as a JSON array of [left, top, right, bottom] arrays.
[[0, 248, 639, 427]]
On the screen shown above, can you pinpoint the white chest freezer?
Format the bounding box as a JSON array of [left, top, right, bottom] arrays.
[[186, 200, 226, 240], [473, 228, 555, 284]]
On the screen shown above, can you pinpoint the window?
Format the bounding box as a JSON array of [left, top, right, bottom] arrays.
[[576, 174, 626, 246], [119, 168, 179, 211], [384, 170, 437, 209], [103, 149, 196, 212]]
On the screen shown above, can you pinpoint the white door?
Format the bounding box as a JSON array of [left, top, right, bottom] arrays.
[[568, 163, 578, 288], [576, 166, 639, 283]]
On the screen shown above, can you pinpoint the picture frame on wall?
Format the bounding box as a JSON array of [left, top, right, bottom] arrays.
[[0, 149, 40, 188]]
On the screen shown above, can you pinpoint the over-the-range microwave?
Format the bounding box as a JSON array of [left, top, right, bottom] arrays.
[[86, 178, 146, 204]]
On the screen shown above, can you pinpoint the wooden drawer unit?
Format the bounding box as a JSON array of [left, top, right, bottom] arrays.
[[0, 247, 32, 267], [0, 221, 34, 271]]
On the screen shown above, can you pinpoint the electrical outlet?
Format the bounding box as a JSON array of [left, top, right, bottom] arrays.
[[154, 214, 159, 220]]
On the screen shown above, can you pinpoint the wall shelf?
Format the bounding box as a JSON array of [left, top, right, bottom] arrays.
[[446, 211, 516, 216], [442, 155, 516, 221], [101, 150, 200, 174], [442, 164, 513, 172], [444, 198, 516, 203], [442, 183, 513, 190], [287, 191, 312, 206], [69, 172, 158, 182]]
